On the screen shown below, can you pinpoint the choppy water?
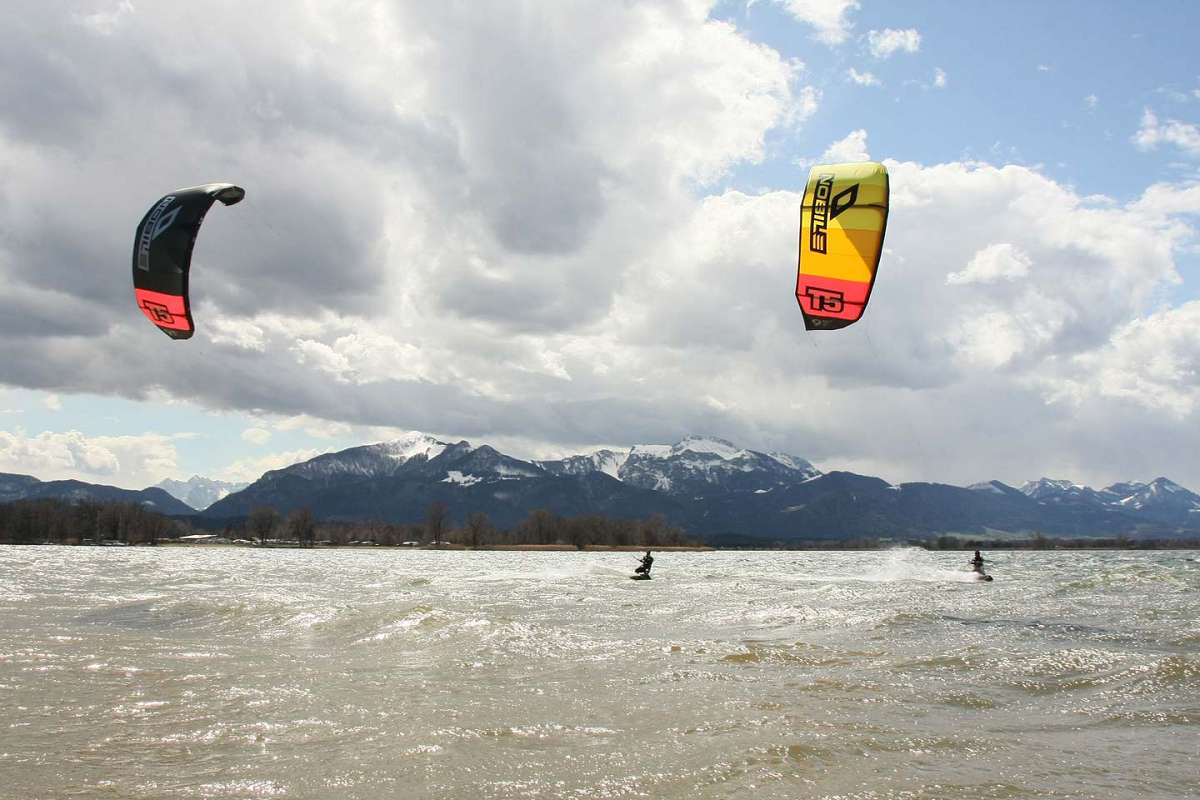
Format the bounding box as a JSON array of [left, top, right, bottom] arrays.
[[1, 546, 1197, 799]]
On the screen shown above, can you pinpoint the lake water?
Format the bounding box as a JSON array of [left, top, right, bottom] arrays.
[[1, 546, 1197, 799]]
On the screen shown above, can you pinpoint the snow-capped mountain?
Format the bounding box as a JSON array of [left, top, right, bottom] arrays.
[[274, 432, 450, 485], [191, 431, 1200, 541], [1020, 478, 1094, 502], [1016, 476, 1200, 524], [1109, 477, 1200, 515], [537, 449, 628, 480], [202, 436, 556, 519], [7, 428, 1199, 542], [538, 436, 820, 496], [155, 476, 250, 511], [430, 444, 545, 484], [966, 480, 1025, 498]]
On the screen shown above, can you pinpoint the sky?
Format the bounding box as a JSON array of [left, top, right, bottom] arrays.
[[2, 0, 1199, 491]]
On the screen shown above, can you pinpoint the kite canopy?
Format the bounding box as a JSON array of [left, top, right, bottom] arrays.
[[795, 162, 889, 330], [131, 183, 244, 339]]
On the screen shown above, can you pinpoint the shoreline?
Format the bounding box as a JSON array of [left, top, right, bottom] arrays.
[[10, 540, 1198, 551], [157, 541, 716, 552]]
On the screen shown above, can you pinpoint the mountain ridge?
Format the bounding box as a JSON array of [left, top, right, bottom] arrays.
[[6, 433, 1199, 541]]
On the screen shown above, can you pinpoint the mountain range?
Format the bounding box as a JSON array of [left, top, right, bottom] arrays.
[[0, 472, 194, 516], [154, 476, 249, 511], [4, 433, 1199, 542]]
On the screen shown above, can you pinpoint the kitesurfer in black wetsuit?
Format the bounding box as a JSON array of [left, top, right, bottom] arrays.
[[970, 550, 985, 573], [635, 551, 654, 576]]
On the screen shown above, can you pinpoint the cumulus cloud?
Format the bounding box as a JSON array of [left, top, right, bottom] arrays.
[[774, 0, 859, 45], [218, 447, 331, 484], [933, 68, 947, 88], [1049, 302, 1200, 418], [822, 129, 870, 162], [1133, 108, 1200, 156], [946, 243, 1033, 285], [847, 68, 880, 87], [273, 415, 353, 439], [867, 28, 921, 59], [0, 429, 179, 486], [241, 427, 272, 445]]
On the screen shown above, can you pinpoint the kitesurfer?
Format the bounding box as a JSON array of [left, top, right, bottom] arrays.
[[970, 550, 985, 573], [634, 550, 654, 576]]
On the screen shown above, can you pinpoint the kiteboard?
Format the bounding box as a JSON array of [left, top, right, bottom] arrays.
[[630, 574, 652, 581], [974, 573, 994, 582]]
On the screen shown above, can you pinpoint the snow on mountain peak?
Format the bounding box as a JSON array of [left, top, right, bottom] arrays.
[[377, 432, 449, 462], [1020, 478, 1077, 497], [573, 449, 629, 478], [672, 436, 743, 460], [1150, 477, 1182, 493], [766, 451, 816, 474], [629, 444, 672, 457], [155, 475, 249, 511]]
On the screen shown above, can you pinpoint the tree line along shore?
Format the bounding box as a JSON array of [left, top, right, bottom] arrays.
[[0, 498, 703, 549], [1, 498, 1198, 551]]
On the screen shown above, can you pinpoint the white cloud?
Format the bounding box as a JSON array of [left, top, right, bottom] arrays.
[[1037, 64, 1052, 72], [218, 447, 331, 484], [1084, 94, 1098, 109], [847, 68, 880, 87], [946, 243, 1033, 285], [822, 129, 870, 162], [292, 330, 436, 385], [42, 394, 62, 411], [0, 429, 179, 487], [1133, 107, 1200, 156], [208, 316, 267, 352], [793, 85, 822, 123], [775, 0, 859, 45], [72, 0, 134, 36], [933, 68, 947, 89], [241, 427, 272, 445], [867, 28, 921, 59], [273, 415, 354, 439], [1049, 302, 1200, 418]]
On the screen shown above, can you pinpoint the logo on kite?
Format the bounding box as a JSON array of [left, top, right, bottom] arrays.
[[796, 162, 888, 331], [135, 196, 181, 271], [141, 300, 175, 324], [809, 176, 859, 254], [803, 286, 845, 313], [130, 183, 244, 340]]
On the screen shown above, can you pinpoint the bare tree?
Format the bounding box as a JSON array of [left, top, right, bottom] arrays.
[[568, 515, 603, 550], [464, 511, 493, 548], [248, 506, 279, 545], [287, 508, 316, 547], [426, 500, 448, 546]]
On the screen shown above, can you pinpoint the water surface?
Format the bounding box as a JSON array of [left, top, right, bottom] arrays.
[[1, 547, 1197, 799]]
